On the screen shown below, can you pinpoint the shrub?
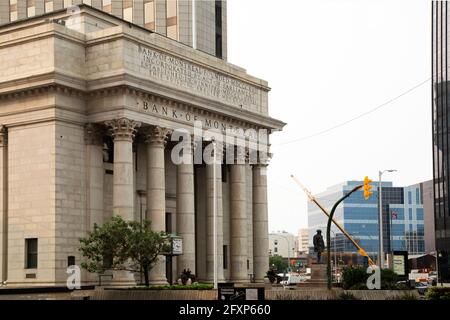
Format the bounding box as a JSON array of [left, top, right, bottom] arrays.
[[179, 269, 196, 285], [341, 266, 400, 290], [341, 266, 367, 289], [425, 287, 450, 300], [381, 268, 398, 289]]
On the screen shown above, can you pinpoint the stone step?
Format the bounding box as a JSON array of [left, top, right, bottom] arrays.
[[296, 281, 328, 288]]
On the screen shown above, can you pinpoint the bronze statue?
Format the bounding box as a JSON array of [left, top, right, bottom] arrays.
[[313, 229, 325, 263]]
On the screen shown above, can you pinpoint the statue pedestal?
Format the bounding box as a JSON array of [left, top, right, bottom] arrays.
[[297, 263, 327, 288]]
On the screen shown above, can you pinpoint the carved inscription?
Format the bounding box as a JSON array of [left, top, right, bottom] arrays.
[[139, 46, 260, 108]]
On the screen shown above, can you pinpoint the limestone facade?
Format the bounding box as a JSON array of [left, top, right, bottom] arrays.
[[0, 6, 284, 287], [0, 0, 228, 59]]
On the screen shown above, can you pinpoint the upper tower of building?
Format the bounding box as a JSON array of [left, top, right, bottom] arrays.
[[0, 0, 227, 59]]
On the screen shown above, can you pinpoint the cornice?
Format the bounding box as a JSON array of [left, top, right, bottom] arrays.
[[86, 73, 286, 131]]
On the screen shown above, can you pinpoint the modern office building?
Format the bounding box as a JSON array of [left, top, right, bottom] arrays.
[[308, 181, 426, 264], [297, 228, 309, 255], [421, 180, 436, 253], [268, 231, 298, 259], [0, 4, 285, 287], [432, 0, 450, 283], [0, 0, 227, 59]]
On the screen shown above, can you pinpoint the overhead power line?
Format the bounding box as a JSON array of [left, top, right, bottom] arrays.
[[274, 78, 431, 147]]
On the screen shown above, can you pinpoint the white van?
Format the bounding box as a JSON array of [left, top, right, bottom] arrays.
[[280, 273, 305, 285]]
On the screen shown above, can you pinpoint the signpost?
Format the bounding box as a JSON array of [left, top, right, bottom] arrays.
[[392, 251, 408, 282], [217, 283, 265, 301]]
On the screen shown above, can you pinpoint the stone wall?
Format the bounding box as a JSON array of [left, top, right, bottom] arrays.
[[7, 122, 57, 286]]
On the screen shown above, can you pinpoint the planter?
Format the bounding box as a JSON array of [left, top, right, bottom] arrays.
[[91, 288, 217, 300]]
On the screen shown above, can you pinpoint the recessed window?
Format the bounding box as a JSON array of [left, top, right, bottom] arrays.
[[9, 0, 18, 22], [215, 0, 223, 58], [45, 0, 54, 13], [144, 0, 155, 30], [25, 238, 38, 269], [166, 0, 178, 40], [68, 256, 76, 267], [123, 0, 133, 22], [223, 245, 228, 270], [27, 0, 36, 17], [102, 0, 111, 13]]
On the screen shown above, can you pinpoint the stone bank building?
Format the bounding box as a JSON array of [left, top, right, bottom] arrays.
[[0, 2, 285, 287]]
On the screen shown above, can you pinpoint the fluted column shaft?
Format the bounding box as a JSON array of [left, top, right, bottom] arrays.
[[176, 143, 196, 275], [252, 163, 269, 282], [230, 148, 248, 283], [145, 126, 171, 284], [105, 118, 141, 221], [206, 147, 224, 282]]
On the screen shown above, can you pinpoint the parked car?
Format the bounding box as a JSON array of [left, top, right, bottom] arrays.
[[280, 273, 306, 285]]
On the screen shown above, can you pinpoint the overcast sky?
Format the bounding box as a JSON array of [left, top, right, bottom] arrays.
[[227, 0, 431, 234]]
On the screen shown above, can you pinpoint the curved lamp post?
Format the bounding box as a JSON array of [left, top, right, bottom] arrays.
[[327, 185, 364, 289], [378, 169, 397, 269]]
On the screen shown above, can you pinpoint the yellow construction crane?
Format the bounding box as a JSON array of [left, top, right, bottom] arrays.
[[290, 175, 375, 266]]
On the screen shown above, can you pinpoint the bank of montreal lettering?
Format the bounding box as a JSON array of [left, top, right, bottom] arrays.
[[139, 99, 262, 141], [139, 46, 260, 109]]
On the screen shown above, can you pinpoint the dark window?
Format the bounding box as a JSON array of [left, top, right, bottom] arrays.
[[247, 259, 249, 270], [223, 245, 228, 269], [221, 164, 227, 183], [68, 256, 75, 267], [25, 238, 38, 269], [166, 212, 172, 233], [103, 136, 114, 164], [215, 0, 223, 59]]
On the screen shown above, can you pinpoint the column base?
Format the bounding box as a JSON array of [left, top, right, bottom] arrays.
[[108, 270, 138, 287]]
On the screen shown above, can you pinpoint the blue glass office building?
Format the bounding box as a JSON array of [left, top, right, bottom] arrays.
[[308, 181, 425, 262]]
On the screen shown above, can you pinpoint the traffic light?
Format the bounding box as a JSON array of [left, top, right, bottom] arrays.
[[363, 176, 373, 200]]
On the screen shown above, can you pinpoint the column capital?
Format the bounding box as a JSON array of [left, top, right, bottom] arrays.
[[251, 152, 272, 168], [144, 125, 172, 147], [0, 125, 7, 147], [84, 123, 104, 146], [105, 118, 141, 141]]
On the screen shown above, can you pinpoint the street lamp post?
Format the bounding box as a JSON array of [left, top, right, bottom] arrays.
[[331, 230, 338, 280], [327, 185, 364, 289], [378, 169, 397, 269]]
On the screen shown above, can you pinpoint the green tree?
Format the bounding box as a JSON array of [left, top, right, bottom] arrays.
[[79, 216, 130, 273], [127, 220, 170, 286], [79, 216, 169, 286], [269, 255, 288, 273]]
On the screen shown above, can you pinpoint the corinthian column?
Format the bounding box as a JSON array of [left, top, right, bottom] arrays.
[[144, 125, 171, 284], [176, 140, 196, 275], [105, 118, 141, 221], [252, 161, 269, 283], [85, 124, 104, 229], [230, 146, 248, 283], [0, 126, 7, 284]]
